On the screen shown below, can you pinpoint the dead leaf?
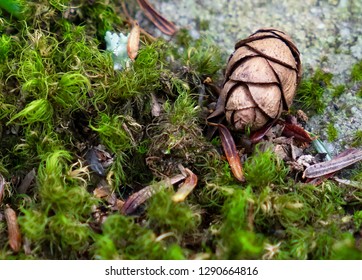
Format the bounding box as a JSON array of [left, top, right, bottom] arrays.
[[5, 205, 22, 253], [94, 179, 117, 206], [23, 237, 32, 255], [172, 168, 198, 202], [273, 144, 290, 161], [17, 168, 36, 194], [151, 92, 161, 117], [121, 185, 155, 215], [127, 21, 140, 61], [0, 173, 5, 205], [290, 143, 304, 160], [136, 0, 177, 36], [281, 122, 313, 143], [93, 185, 111, 199], [116, 199, 125, 211], [121, 173, 186, 215], [250, 120, 275, 143], [303, 148, 362, 178]]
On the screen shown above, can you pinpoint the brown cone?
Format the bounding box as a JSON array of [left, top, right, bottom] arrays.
[[221, 28, 302, 131]]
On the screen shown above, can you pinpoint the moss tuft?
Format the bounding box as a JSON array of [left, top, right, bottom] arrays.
[[94, 214, 185, 260], [332, 84, 346, 98], [174, 29, 223, 78], [296, 68, 333, 114], [352, 130, 362, 147], [327, 123, 338, 142], [219, 187, 265, 259], [0, 0, 27, 18], [146, 188, 200, 236], [244, 146, 289, 188], [351, 60, 362, 82]]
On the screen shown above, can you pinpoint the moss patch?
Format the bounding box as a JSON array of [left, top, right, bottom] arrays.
[[296, 68, 333, 114]]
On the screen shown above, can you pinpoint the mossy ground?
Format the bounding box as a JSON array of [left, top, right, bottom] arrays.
[[0, 0, 362, 260]]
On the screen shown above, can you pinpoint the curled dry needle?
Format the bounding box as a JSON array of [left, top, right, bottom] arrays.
[[121, 174, 186, 215], [303, 148, 362, 178], [209, 123, 245, 182], [127, 21, 140, 61], [5, 205, 22, 253], [136, 0, 177, 36], [172, 168, 198, 203]]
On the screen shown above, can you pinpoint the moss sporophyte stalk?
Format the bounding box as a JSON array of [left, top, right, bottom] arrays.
[[0, 0, 362, 260]]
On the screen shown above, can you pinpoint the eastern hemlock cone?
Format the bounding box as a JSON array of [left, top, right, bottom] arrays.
[[213, 28, 302, 131]]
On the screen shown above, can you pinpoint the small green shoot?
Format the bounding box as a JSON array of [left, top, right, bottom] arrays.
[[297, 68, 333, 114], [244, 146, 289, 188], [352, 130, 362, 147], [332, 84, 346, 98], [351, 60, 362, 82], [7, 99, 53, 125], [327, 123, 338, 142]]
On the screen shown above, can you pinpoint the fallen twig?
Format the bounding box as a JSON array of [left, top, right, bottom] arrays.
[[136, 0, 177, 36]]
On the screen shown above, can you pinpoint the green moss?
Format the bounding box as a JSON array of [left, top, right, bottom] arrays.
[[53, 72, 91, 112], [164, 85, 199, 126], [350, 60, 362, 96], [17, 149, 96, 259], [89, 113, 132, 153], [94, 214, 185, 260], [285, 224, 341, 259], [0, 34, 12, 62], [7, 99, 53, 125], [332, 84, 346, 98], [174, 29, 223, 78], [327, 123, 338, 142], [352, 130, 362, 147], [243, 146, 289, 188], [0, 0, 26, 18], [351, 163, 362, 183], [219, 188, 265, 259], [357, 87, 362, 98], [146, 188, 200, 236], [297, 68, 333, 114], [354, 211, 362, 229], [332, 233, 362, 260], [351, 60, 362, 82]]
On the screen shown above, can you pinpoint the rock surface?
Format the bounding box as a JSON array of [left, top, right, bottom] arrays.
[[139, 0, 362, 154]]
